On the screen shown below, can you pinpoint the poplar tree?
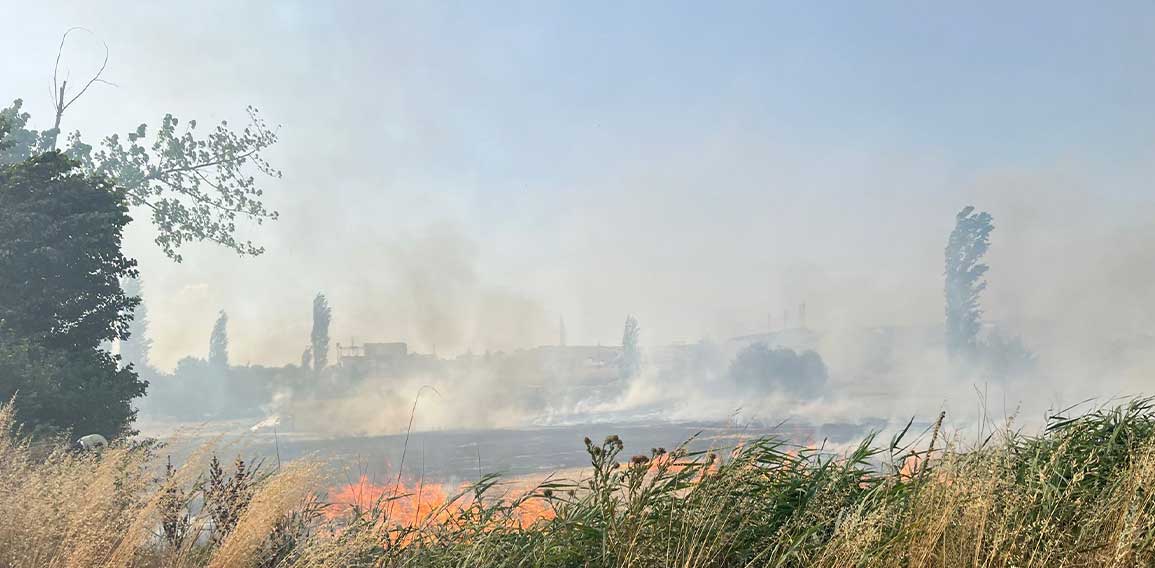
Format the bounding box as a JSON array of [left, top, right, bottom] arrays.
[[310, 294, 331, 373], [209, 311, 229, 370], [944, 206, 994, 359], [620, 315, 641, 379]]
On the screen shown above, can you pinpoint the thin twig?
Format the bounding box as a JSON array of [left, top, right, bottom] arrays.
[[50, 27, 114, 143], [386, 385, 440, 522]]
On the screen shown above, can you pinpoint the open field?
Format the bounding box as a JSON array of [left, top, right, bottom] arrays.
[[140, 417, 878, 486], [4, 397, 1155, 567]]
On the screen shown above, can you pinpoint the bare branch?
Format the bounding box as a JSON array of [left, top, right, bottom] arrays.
[[49, 27, 112, 146], [50, 27, 82, 107], [61, 40, 110, 113]]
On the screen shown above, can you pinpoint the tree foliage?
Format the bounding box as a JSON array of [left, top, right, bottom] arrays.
[[0, 151, 139, 350], [209, 311, 229, 370], [1, 29, 279, 261], [944, 206, 994, 359], [0, 150, 146, 436], [0, 97, 281, 262], [980, 327, 1036, 380], [728, 343, 828, 398], [0, 330, 145, 437], [0, 31, 280, 438], [310, 293, 331, 373]]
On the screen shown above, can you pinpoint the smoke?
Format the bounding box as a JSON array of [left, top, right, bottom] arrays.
[[130, 160, 1155, 441], [539, 161, 1155, 436], [351, 224, 553, 356], [385, 227, 553, 355], [965, 169, 1155, 402], [12, 2, 1151, 441]]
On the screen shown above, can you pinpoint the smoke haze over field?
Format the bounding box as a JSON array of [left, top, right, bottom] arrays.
[[6, 2, 1155, 435]]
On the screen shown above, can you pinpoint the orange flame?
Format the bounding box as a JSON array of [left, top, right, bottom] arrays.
[[326, 475, 555, 529]]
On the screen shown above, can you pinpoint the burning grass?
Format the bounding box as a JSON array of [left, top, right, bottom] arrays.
[[324, 474, 556, 532], [4, 397, 1155, 566]]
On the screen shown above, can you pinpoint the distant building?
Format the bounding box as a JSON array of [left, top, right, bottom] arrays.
[[338, 341, 411, 377]]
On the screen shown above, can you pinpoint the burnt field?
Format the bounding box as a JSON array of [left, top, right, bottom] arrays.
[[153, 417, 888, 484]]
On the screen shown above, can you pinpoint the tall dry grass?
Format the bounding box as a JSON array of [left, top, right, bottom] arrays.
[[0, 401, 320, 568], [3, 396, 1155, 566]]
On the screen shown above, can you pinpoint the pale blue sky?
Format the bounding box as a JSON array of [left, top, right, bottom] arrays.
[[5, 2, 1155, 367]]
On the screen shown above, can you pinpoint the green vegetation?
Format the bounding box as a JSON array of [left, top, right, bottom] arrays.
[[0, 30, 282, 437], [0, 95, 280, 261], [944, 205, 994, 360], [3, 397, 1155, 566], [310, 294, 332, 375], [209, 311, 230, 371], [0, 56, 281, 262], [728, 343, 828, 398], [0, 150, 145, 437]]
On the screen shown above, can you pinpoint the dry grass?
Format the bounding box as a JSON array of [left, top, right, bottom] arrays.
[[3, 397, 1155, 567]]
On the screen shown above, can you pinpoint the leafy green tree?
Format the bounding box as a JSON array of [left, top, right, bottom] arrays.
[[0, 152, 139, 349], [209, 311, 229, 370], [0, 31, 281, 261], [619, 315, 641, 380], [0, 330, 144, 437], [944, 206, 994, 359], [0, 31, 280, 437], [310, 293, 331, 373], [0, 150, 146, 436]]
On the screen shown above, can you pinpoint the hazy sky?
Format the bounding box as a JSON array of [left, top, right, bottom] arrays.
[[5, 2, 1155, 370]]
